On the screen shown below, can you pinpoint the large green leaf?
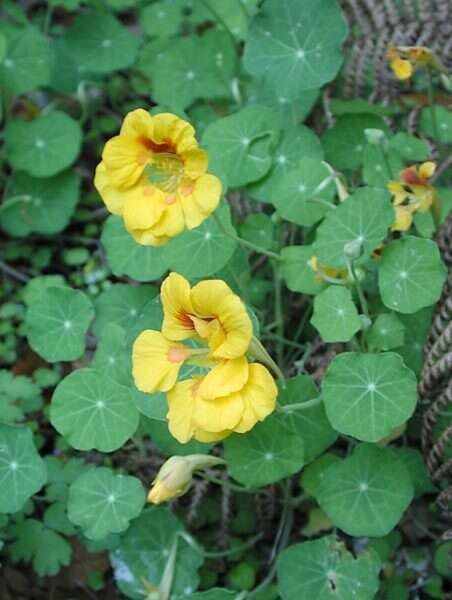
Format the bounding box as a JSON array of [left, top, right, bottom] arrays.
[[311, 286, 361, 342], [5, 111, 82, 178], [223, 414, 304, 487], [101, 216, 168, 282], [63, 12, 140, 73], [248, 126, 323, 203], [278, 376, 337, 464], [163, 203, 237, 278], [1, 171, 80, 237], [322, 352, 417, 443], [150, 31, 235, 110], [378, 237, 447, 314], [244, 0, 347, 96], [313, 187, 394, 267], [315, 444, 413, 537], [367, 313, 405, 351], [0, 424, 47, 513], [269, 158, 335, 226], [277, 535, 380, 600], [26, 286, 94, 363], [68, 467, 145, 539], [51, 369, 139, 452], [203, 106, 280, 187], [0, 26, 52, 94], [111, 507, 203, 599]]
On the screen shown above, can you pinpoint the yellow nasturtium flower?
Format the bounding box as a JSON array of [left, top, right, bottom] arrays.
[[132, 272, 277, 443], [387, 45, 435, 81], [388, 162, 437, 231], [148, 455, 225, 504], [94, 109, 221, 246]]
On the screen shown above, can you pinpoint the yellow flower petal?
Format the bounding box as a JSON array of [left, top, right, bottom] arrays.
[[132, 330, 188, 393], [149, 200, 185, 239], [152, 112, 196, 154], [94, 162, 124, 215], [198, 357, 249, 400], [234, 364, 277, 433], [102, 135, 146, 190], [161, 273, 196, 341], [419, 161, 436, 179], [179, 174, 222, 230], [181, 148, 208, 179], [122, 184, 166, 231], [120, 108, 154, 139], [391, 206, 414, 231], [167, 379, 198, 443], [193, 389, 244, 433], [391, 57, 413, 80], [193, 429, 231, 443]]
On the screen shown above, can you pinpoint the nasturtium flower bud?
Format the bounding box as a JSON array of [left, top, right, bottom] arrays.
[[148, 455, 226, 504], [94, 109, 221, 246]]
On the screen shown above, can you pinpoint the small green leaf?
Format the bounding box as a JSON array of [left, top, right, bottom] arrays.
[[367, 313, 405, 351], [280, 245, 326, 295], [420, 105, 452, 144], [0, 424, 47, 513], [378, 237, 447, 313], [362, 145, 403, 186], [140, 1, 183, 37], [301, 453, 341, 497], [8, 518, 71, 576], [101, 216, 168, 282], [1, 171, 80, 237], [0, 370, 41, 423], [323, 352, 417, 443], [394, 448, 436, 498], [163, 203, 237, 278], [315, 444, 413, 537], [270, 158, 335, 226], [93, 283, 157, 338], [278, 376, 337, 464], [311, 286, 361, 342], [92, 324, 131, 387], [203, 106, 280, 187], [63, 12, 140, 74], [397, 307, 433, 374], [248, 126, 323, 203], [239, 213, 274, 250], [26, 286, 94, 363], [389, 133, 429, 161], [313, 187, 394, 267], [150, 31, 235, 110], [111, 507, 203, 598], [51, 368, 139, 452], [244, 0, 348, 96], [223, 414, 304, 487], [323, 114, 389, 170], [277, 535, 380, 600], [0, 26, 52, 94], [5, 111, 82, 178], [68, 467, 145, 539]]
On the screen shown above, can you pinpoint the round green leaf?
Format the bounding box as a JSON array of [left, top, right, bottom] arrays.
[[101, 216, 168, 282], [248, 82, 319, 127], [0, 26, 52, 94], [0, 424, 47, 513], [389, 133, 429, 161], [301, 453, 341, 497], [280, 245, 326, 295], [1, 171, 80, 237], [150, 31, 235, 110], [397, 307, 433, 374], [270, 158, 335, 226], [311, 286, 361, 342], [313, 187, 394, 267], [164, 203, 237, 278], [92, 324, 131, 387], [223, 414, 304, 487], [244, 0, 348, 96], [378, 236, 447, 314], [277, 535, 380, 600], [323, 114, 389, 170], [239, 213, 274, 250], [248, 126, 323, 202], [51, 368, 139, 452], [68, 467, 145, 539], [278, 376, 337, 464], [420, 105, 452, 144], [111, 507, 203, 599], [323, 352, 417, 443], [63, 12, 140, 74], [362, 145, 403, 186], [93, 283, 157, 338], [140, 1, 183, 37], [5, 111, 82, 178], [315, 444, 414, 537], [367, 313, 405, 351], [26, 286, 94, 363], [203, 106, 280, 187]]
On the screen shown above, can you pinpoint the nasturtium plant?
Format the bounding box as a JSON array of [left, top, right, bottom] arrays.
[[0, 0, 449, 597]]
